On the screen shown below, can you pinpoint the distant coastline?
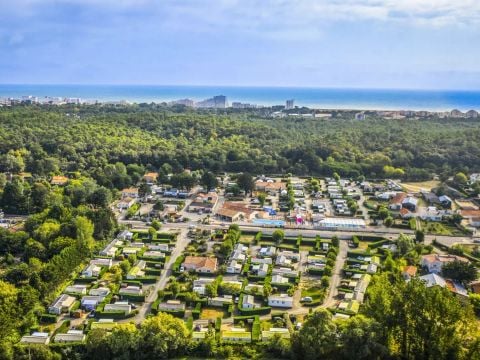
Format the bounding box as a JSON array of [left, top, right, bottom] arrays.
[[0, 84, 479, 112]]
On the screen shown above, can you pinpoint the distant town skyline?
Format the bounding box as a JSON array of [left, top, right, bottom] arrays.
[[1, 1, 480, 90]]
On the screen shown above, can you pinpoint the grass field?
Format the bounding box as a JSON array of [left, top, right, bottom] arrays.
[[200, 307, 227, 320], [402, 180, 440, 193], [300, 279, 325, 302], [420, 221, 464, 235], [239, 234, 255, 244]]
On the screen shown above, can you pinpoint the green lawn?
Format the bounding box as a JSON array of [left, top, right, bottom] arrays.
[[421, 221, 463, 235]]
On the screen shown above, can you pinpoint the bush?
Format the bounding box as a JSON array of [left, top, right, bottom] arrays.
[[186, 316, 193, 331], [156, 309, 185, 318], [192, 302, 202, 319], [145, 268, 162, 276], [134, 276, 158, 284], [307, 268, 324, 275], [96, 310, 130, 319], [238, 306, 271, 316], [233, 315, 256, 324], [40, 314, 57, 323], [172, 255, 185, 273], [367, 239, 390, 249], [252, 316, 261, 341], [120, 294, 145, 302], [352, 236, 360, 247], [215, 317, 222, 332]]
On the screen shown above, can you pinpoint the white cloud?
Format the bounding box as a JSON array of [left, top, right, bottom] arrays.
[[161, 0, 480, 27], [2, 0, 479, 40]]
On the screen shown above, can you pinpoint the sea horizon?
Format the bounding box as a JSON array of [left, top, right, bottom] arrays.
[[1, 84, 479, 112]]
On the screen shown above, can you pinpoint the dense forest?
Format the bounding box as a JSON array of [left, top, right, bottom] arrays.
[[1, 104, 480, 359], [1, 105, 480, 184]]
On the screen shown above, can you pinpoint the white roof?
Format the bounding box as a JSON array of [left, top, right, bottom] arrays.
[[419, 273, 446, 287]]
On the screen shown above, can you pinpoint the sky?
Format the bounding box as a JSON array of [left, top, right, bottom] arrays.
[[1, 0, 480, 89]]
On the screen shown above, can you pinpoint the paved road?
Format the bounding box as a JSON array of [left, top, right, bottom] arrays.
[[323, 239, 348, 308], [121, 219, 474, 247], [117, 218, 476, 324], [125, 228, 190, 324]]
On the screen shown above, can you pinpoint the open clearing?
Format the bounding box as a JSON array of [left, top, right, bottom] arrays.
[[402, 180, 440, 193]]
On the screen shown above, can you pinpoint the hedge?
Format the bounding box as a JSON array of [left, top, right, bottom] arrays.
[[238, 306, 271, 316], [157, 309, 185, 318], [145, 268, 162, 276], [337, 287, 354, 293], [347, 250, 371, 257], [247, 275, 266, 282], [271, 282, 292, 291], [307, 268, 324, 275], [40, 314, 57, 323], [172, 255, 185, 273], [122, 280, 143, 287], [346, 259, 367, 265], [139, 255, 166, 262], [186, 316, 194, 331], [233, 315, 256, 324], [96, 310, 131, 319], [252, 316, 261, 341], [135, 276, 158, 284], [75, 277, 97, 283], [145, 260, 165, 268], [192, 302, 202, 319], [367, 239, 390, 249], [120, 294, 146, 302], [308, 250, 328, 256], [355, 235, 385, 242]]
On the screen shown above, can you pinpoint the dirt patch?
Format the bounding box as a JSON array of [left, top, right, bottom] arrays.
[[402, 180, 440, 193]]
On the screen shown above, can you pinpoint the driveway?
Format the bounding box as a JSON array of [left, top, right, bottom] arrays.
[[125, 228, 190, 324], [322, 239, 348, 308]]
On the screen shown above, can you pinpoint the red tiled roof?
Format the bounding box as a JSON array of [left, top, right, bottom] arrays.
[[390, 192, 407, 204], [461, 210, 480, 218], [183, 256, 217, 271], [400, 208, 410, 216], [402, 266, 417, 277]]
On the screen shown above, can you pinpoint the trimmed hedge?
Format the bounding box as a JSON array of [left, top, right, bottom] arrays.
[[40, 313, 57, 323], [271, 282, 292, 291], [307, 268, 324, 275], [192, 302, 202, 319], [355, 235, 385, 242], [157, 309, 185, 318], [252, 316, 261, 341], [120, 294, 145, 302], [96, 310, 130, 319], [238, 306, 271, 316], [233, 315, 256, 324], [367, 239, 390, 249], [172, 255, 185, 273], [134, 276, 158, 284], [186, 316, 193, 331], [75, 277, 97, 283], [145, 268, 162, 276]]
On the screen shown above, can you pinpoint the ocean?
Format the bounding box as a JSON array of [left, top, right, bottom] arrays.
[[0, 84, 479, 111]]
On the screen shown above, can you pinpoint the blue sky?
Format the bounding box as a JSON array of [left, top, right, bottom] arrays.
[[1, 0, 480, 89]]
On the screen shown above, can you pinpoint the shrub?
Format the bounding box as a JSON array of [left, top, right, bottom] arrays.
[[252, 316, 261, 341], [40, 314, 57, 323], [238, 306, 271, 316], [352, 236, 360, 247], [215, 317, 222, 332], [186, 316, 193, 331], [192, 302, 202, 319]]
